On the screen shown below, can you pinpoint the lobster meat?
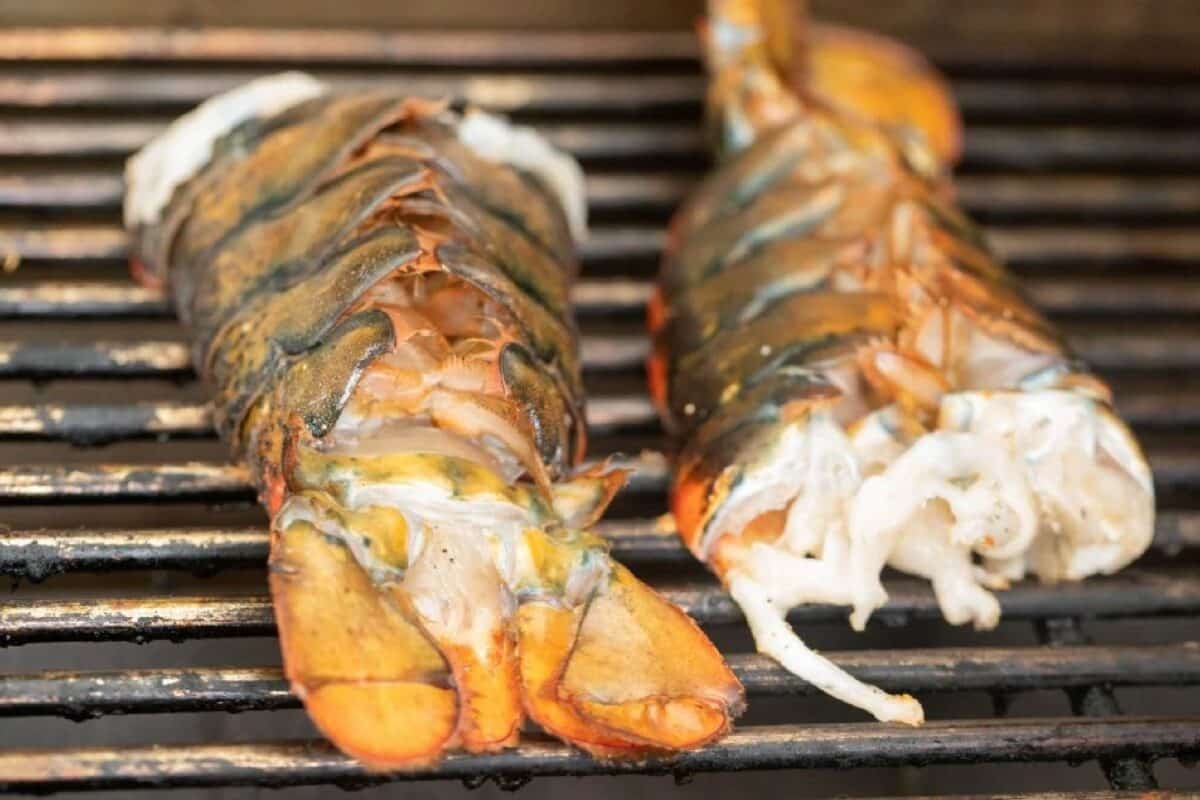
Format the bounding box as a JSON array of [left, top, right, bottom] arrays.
[[649, 0, 1155, 725], [125, 74, 742, 768]]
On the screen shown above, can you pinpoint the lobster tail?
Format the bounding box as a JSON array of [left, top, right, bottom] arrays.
[[127, 76, 742, 767], [657, 7, 1153, 725]]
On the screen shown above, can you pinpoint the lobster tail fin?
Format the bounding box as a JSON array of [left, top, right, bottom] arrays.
[[518, 561, 745, 755], [702, 0, 961, 167], [269, 519, 459, 770], [516, 602, 648, 758], [558, 563, 746, 748]]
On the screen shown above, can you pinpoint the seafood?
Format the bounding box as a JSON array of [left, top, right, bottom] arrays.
[[649, 0, 1155, 725], [125, 74, 742, 768]]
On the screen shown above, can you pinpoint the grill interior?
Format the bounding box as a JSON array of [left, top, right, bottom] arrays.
[[0, 25, 1198, 798]]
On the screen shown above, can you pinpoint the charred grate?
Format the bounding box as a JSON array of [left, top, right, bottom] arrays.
[[0, 25, 1198, 797]]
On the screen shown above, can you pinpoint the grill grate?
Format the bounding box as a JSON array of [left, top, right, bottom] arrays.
[[0, 719, 1197, 792], [0, 25, 1198, 797]]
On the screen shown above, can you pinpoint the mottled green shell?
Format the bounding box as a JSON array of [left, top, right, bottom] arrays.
[[658, 106, 1078, 473], [135, 91, 585, 484]]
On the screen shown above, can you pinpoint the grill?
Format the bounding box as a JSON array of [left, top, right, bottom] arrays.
[[0, 23, 1198, 798]]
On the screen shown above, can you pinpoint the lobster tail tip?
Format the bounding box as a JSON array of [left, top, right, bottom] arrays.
[[269, 519, 459, 770], [700, 0, 961, 167], [304, 682, 459, 771], [518, 562, 744, 757]]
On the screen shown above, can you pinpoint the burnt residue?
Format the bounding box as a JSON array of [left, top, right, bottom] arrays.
[[0, 463, 254, 506], [0, 528, 267, 582], [0, 596, 276, 647], [0, 668, 296, 718]]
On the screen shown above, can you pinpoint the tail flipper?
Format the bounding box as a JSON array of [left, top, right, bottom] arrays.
[[519, 561, 745, 754], [269, 520, 459, 769], [400, 525, 524, 752], [808, 23, 962, 166], [516, 602, 649, 758], [558, 563, 745, 748], [702, 0, 961, 167]]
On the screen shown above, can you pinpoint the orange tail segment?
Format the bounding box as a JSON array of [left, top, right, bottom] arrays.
[[269, 520, 458, 769], [399, 525, 525, 753], [808, 23, 962, 166], [558, 564, 744, 748], [434, 639, 523, 752], [703, 0, 961, 166], [516, 602, 648, 758], [519, 563, 745, 756]]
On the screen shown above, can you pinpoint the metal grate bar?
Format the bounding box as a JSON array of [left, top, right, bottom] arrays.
[[0, 28, 703, 67], [7, 224, 1200, 273], [0, 462, 255, 504], [4, 71, 1199, 123], [0, 282, 170, 318], [4, 567, 1199, 645], [0, 389, 1196, 446], [4, 173, 1200, 223], [0, 450, 1196, 504], [0, 71, 703, 115], [0, 340, 193, 379], [6, 275, 1200, 321], [2, 514, 1196, 581], [0, 394, 658, 443], [0, 526, 273, 578], [1, 452, 1197, 507], [4, 645, 1200, 719], [2, 329, 1198, 379], [0, 718, 1196, 793], [1037, 617, 1158, 790], [0, 26, 1195, 72], [0, 172, 128, 211], [3, 121, 1200, 170], [0, 402, 215, 442], [0, 121, 162, 158], [0, 519, 686, 580]]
